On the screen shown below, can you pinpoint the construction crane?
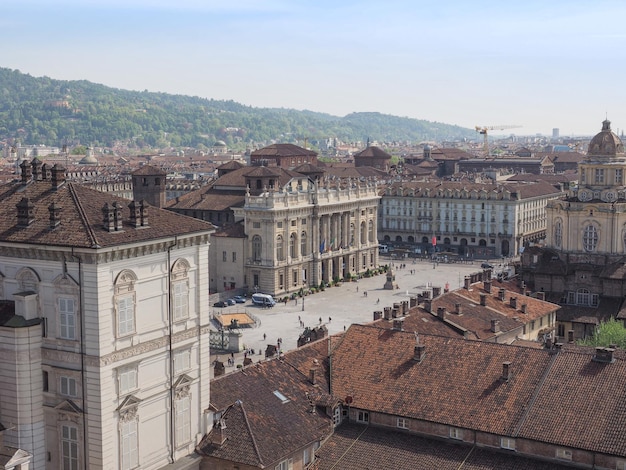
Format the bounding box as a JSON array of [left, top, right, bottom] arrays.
[[475, 125, 522, 156]]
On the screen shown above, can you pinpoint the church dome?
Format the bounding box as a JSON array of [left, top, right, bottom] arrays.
[[587, 119, 624, 157]]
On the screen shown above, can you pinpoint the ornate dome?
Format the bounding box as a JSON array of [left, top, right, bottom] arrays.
[[587, 119, 624, 157]]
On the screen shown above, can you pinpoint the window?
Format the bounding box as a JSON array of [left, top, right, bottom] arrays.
[[332, 406, 341, 427], [501, 437, 516, 450], [174, 349, 191, 375], [232, 251, 236, 262], [617, 169, 623, 185], [60, 376, 77, 397], [555, 448, 572, 461], [617, 460, 626, 470], [61, 424, 79, 470], [253, 222, 260, 229], [368, 220, 374, 242], [576, 288, 590, 306], [397, 418, 408, 429], [173, 281, 189, 321], [276, 235, 284, 261], [583, 225, 598, 252], [118, 367, 138, 395], [289, 233, 297, 258], [554, 221, 562, 248], [275, 458, 293, 470], [175, 396, 191, 447], [59, 298, 76, 340], [120, 419, 138, 470], [595, 168, 605, 184], [43, 371, 49, 391], [303, 448, 311, 465], [449, 427, 463, 440], [222, 251, 227, 262], [292, 270, 298, 287], [118, 296, 135, 336], [356, 411, 369, 423], [300, 231, 307, 256], [252, 235, 262, 262]]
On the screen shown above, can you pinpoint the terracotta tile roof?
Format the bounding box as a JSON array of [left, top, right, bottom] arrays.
[[250, 143, 317, 158], [200, 358, 332, 466], [353, 146, 392, 159], [216, 161, 244, 170], [211, 166, 304, 189], [131, 164, 166, 176], [315, 423, 574, 470], [0, 180, 214, 248], [374, 307, 465, 338], [166, 188, 245, 211], [331, 324, 552, 436], [518, 349, 626, 456], [212, 221, 246, 238]]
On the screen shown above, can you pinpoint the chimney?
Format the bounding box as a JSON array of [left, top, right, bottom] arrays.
[[213, 360, 225, 377], [593, 347, 616, 364], [129, 200, 141, 228], [309, 368, 317, 385], [501, 361, 512, 381], [555, 342, 563, 350], [520, 303, 527, 314], [484, 280, 492, 293], [51, 164, 66, 189], [20, 160, 32, 184], [520, 280, 526, 290], [423, 299, 432, 313], [41, 163, 52, 180], [383, 307, 392, 320], [510, 296, 517, 309], [16, 197, 35, 227], [373, 311, 383, 321], [422, 290, 432, 300], [432, 286, 441, 298], [139, 200, 149, 227], [464, 276, 471, 290], [437, 307, 446, 319], [393, 319, 404, 330], [31, 158, 43, 181], [455, 303, 462, 315], [414, 344, 426, 362], [48, 202, 62, 229], [491, 319, 500, 333], [480, 293, 487, 306], [409, 296, 417, 308], [498, 288, 506, 301], [102, 202, 124, 232], [536, 291, 546, 301]]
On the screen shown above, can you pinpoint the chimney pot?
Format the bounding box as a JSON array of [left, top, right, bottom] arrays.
[[480, 293, 487, 306], [437, 307, 446, 319], [393, 319, 404, 330], [309, 368, 317, 385], [484, 280, 492, 293], [455, 303, 462, 315], [373, 310, 383, 321], [491, 319, 500, 333], [510, 296, 518, 309], [502, 361, 512, 381], [464, 276, 471, 290], [414, 344, 426, 362], [423, 299, 432, 313], [498, 288, 506, 301], [521, 303, 527, 313]]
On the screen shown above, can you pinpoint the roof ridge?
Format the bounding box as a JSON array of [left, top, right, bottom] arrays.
[[68, 184, 100, 248], [512, 351, 559, 437], [238, 401, 265, 466]]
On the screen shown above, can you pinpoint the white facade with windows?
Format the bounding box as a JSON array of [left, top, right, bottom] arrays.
[[234, 177, 380, 295], [0, 166, 214, 470], [379, 181, 561, 258]]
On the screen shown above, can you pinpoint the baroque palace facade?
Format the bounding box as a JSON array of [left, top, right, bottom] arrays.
[[0, 161, 215, 470], [233, 177, 380, 295], [379, 180, 563, 258]]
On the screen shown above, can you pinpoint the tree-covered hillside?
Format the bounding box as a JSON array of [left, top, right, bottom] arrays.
[[0, 68, 474, 151]]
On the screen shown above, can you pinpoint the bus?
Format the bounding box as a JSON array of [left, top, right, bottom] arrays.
[[251, 293, 276, 307]]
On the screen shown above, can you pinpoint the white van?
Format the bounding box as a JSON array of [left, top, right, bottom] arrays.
[[251, 293, 276, 307]]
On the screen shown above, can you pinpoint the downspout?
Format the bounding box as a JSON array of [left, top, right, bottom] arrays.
[[167, 236, 178, 463], [69, 249, 87, 469]]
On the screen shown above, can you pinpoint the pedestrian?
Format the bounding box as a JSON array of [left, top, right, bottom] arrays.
[[329, 316, 332, 322], [263, 333, 266, 340], [295, 298, 298, 305], [364, 291, 367, 297], [344, 325, 346, 331], [356, 286, 359, 293], [377, 298, 380, 304], [319, 317, 322, 324], [298, 315, 301, 322]]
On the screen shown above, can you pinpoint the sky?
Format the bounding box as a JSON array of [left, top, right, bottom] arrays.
[[3, 0, 626, 137]]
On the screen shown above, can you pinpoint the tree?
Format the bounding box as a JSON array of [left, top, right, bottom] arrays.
[[577, 318, 626, 349]]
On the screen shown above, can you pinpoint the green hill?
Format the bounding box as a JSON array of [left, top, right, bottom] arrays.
[[0, 67, 474, 151]]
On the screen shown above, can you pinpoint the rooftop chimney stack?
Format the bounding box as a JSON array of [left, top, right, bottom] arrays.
[[20, 160, 32, 185], [484, 280, 492, 293], [423, 299, 432, 313], [480, 293, 487, 306], [510, 296, 518, 309], [464, 276, 471, 290], [498, 288, 506, 301], [437, 307, 446, 319], [502, 361, 512, 382], [41, 163, 52, 180], [48, 202, 62, 229], [414, 344, 426, 363], [51, 164, 66, 189], [309, 368, 317, 385], [455, 303, 462, 315], [31, 158, 42, 181], [393, 319, 404, 331], [491, 319, 500, 333], [521, 303, 527, 314], [16, 197, 35, 227], [593, 347, 616, 364]]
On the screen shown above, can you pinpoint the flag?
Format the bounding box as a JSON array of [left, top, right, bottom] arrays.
[[432, 236, 437, 246], [320, 239, 325, 254]]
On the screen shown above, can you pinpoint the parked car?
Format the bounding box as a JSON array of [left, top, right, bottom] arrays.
[[213, 301, 227, 308], [481, 262, 494, 269], [233, 295, 246, 303], [226, 298, 236, 305]]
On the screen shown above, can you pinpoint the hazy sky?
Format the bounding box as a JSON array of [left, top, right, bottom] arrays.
[[3, 0, 626, 137]]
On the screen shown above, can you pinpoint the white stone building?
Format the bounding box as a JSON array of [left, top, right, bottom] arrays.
[[379, 180, 563, 258], [232, 177, 380, 295], [0, 161, 215, 469]]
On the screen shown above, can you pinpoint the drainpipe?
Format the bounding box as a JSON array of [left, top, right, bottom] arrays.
[[167, 237, 178, 463], [69, 249, 87, 469]]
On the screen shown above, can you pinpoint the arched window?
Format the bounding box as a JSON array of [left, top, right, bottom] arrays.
[[576, 288, 590, 306], [252, 235, 262, 262], [276, 235, 284, 261], [300, 231, 307, 256], [582, 225, 598, 252], [368, 220, 374, 242], [360, 221, 366, 245], [289, 233, 297, 259], [114, 270, 138, 337], [171, 259, 190, 321], [554, 220, 562, 248], [350, 224, 355, 246]]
